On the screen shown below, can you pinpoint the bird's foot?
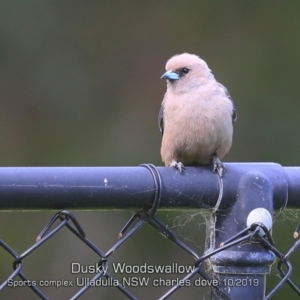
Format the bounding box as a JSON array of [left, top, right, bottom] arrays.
[[213, 156, 226, 177], [170, 159, 185, 173]]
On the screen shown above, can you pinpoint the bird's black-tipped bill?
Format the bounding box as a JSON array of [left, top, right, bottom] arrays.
[[160, 70, 179, 80]]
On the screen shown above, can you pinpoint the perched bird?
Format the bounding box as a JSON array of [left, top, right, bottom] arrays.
[[159, 53, 237, 176]]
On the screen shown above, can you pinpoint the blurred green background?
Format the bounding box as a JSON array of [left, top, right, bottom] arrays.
[[0, 1, 300, 299]]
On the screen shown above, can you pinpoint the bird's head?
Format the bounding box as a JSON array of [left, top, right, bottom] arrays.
[[161, 53, 213, 93]]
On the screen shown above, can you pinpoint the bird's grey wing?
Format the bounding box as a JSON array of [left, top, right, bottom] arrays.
[[158, 102, 164, 136], [218, 83, 237, 123]]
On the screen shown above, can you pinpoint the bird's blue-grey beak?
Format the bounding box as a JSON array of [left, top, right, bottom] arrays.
[[160, 70, 179, 80]]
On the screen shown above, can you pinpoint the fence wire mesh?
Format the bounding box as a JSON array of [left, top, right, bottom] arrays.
[[1, 209, 300, 300], [0, 164, 299, 299]]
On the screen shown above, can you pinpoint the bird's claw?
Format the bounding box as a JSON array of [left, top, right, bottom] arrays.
[[213, 156, 226, 177], [170, 159, 185, 173]]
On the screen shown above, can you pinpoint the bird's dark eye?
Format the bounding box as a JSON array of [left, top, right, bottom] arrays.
[[182, 67, 190, 74]]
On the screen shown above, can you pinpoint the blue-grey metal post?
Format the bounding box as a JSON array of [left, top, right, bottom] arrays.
[[208, 164, 288, 299]]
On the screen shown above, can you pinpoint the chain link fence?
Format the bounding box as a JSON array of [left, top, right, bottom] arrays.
[[0, 164, 300, 299], [1, 210, 300, 299]]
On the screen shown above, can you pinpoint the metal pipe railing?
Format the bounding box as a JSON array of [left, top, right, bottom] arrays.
[[0, 163, 293, 210]]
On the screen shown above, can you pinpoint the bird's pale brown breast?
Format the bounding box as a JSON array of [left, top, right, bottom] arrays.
[[160, 85, 233, 166]]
